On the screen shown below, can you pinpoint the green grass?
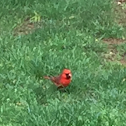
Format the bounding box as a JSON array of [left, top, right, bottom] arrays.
[[0, 0, 126, 125]]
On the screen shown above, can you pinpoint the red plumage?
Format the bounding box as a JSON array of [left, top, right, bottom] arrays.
[[44, 69, 72, 88]]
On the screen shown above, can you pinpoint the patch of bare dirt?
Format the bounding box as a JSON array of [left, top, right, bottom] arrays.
[[114, 0, 126, 26], [103, 38, 125, 44], [117, 0, 126, 4], [120, 56, 126, 65], [13, 17, 42, 36], [102, 38, 126, 65], [101, 1, 126, 66]]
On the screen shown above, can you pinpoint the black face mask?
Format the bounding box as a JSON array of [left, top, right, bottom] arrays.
[[65, 73, 71, 79]]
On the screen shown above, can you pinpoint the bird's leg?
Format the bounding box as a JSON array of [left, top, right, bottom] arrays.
[[57, 86, 70, 93], [57, 85, 64, 90]]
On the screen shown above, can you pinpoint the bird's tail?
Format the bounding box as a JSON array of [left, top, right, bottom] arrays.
[[43, 76, 51, 80]]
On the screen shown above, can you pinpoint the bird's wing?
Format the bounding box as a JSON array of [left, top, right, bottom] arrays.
[[44, 75, 64, 87]]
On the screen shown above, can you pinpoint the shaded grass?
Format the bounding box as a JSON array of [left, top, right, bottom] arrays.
[[0, 0, 126, 125]]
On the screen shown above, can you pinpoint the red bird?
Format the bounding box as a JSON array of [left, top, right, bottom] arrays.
[[44, 69, 72, 88]]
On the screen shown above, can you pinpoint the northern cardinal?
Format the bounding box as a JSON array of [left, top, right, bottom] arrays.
[[44, 69, 72, 88]]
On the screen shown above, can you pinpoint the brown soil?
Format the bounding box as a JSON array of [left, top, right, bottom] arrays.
[[120, 56, 126, 65], [102, 1, 126, 66], [103, 38, 125, 45], [102, 38, 126, 65], [114, 0, 126, 26], [13, 17, 42, 36]]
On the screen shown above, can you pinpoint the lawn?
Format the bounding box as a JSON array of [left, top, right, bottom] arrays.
[[0, 0, 126, 125]]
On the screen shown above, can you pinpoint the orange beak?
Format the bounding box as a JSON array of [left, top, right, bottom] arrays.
[[69, 73, 72, 80]]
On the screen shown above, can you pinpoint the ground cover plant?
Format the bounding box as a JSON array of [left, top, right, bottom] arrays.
[[0, 0, 126, 125]]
